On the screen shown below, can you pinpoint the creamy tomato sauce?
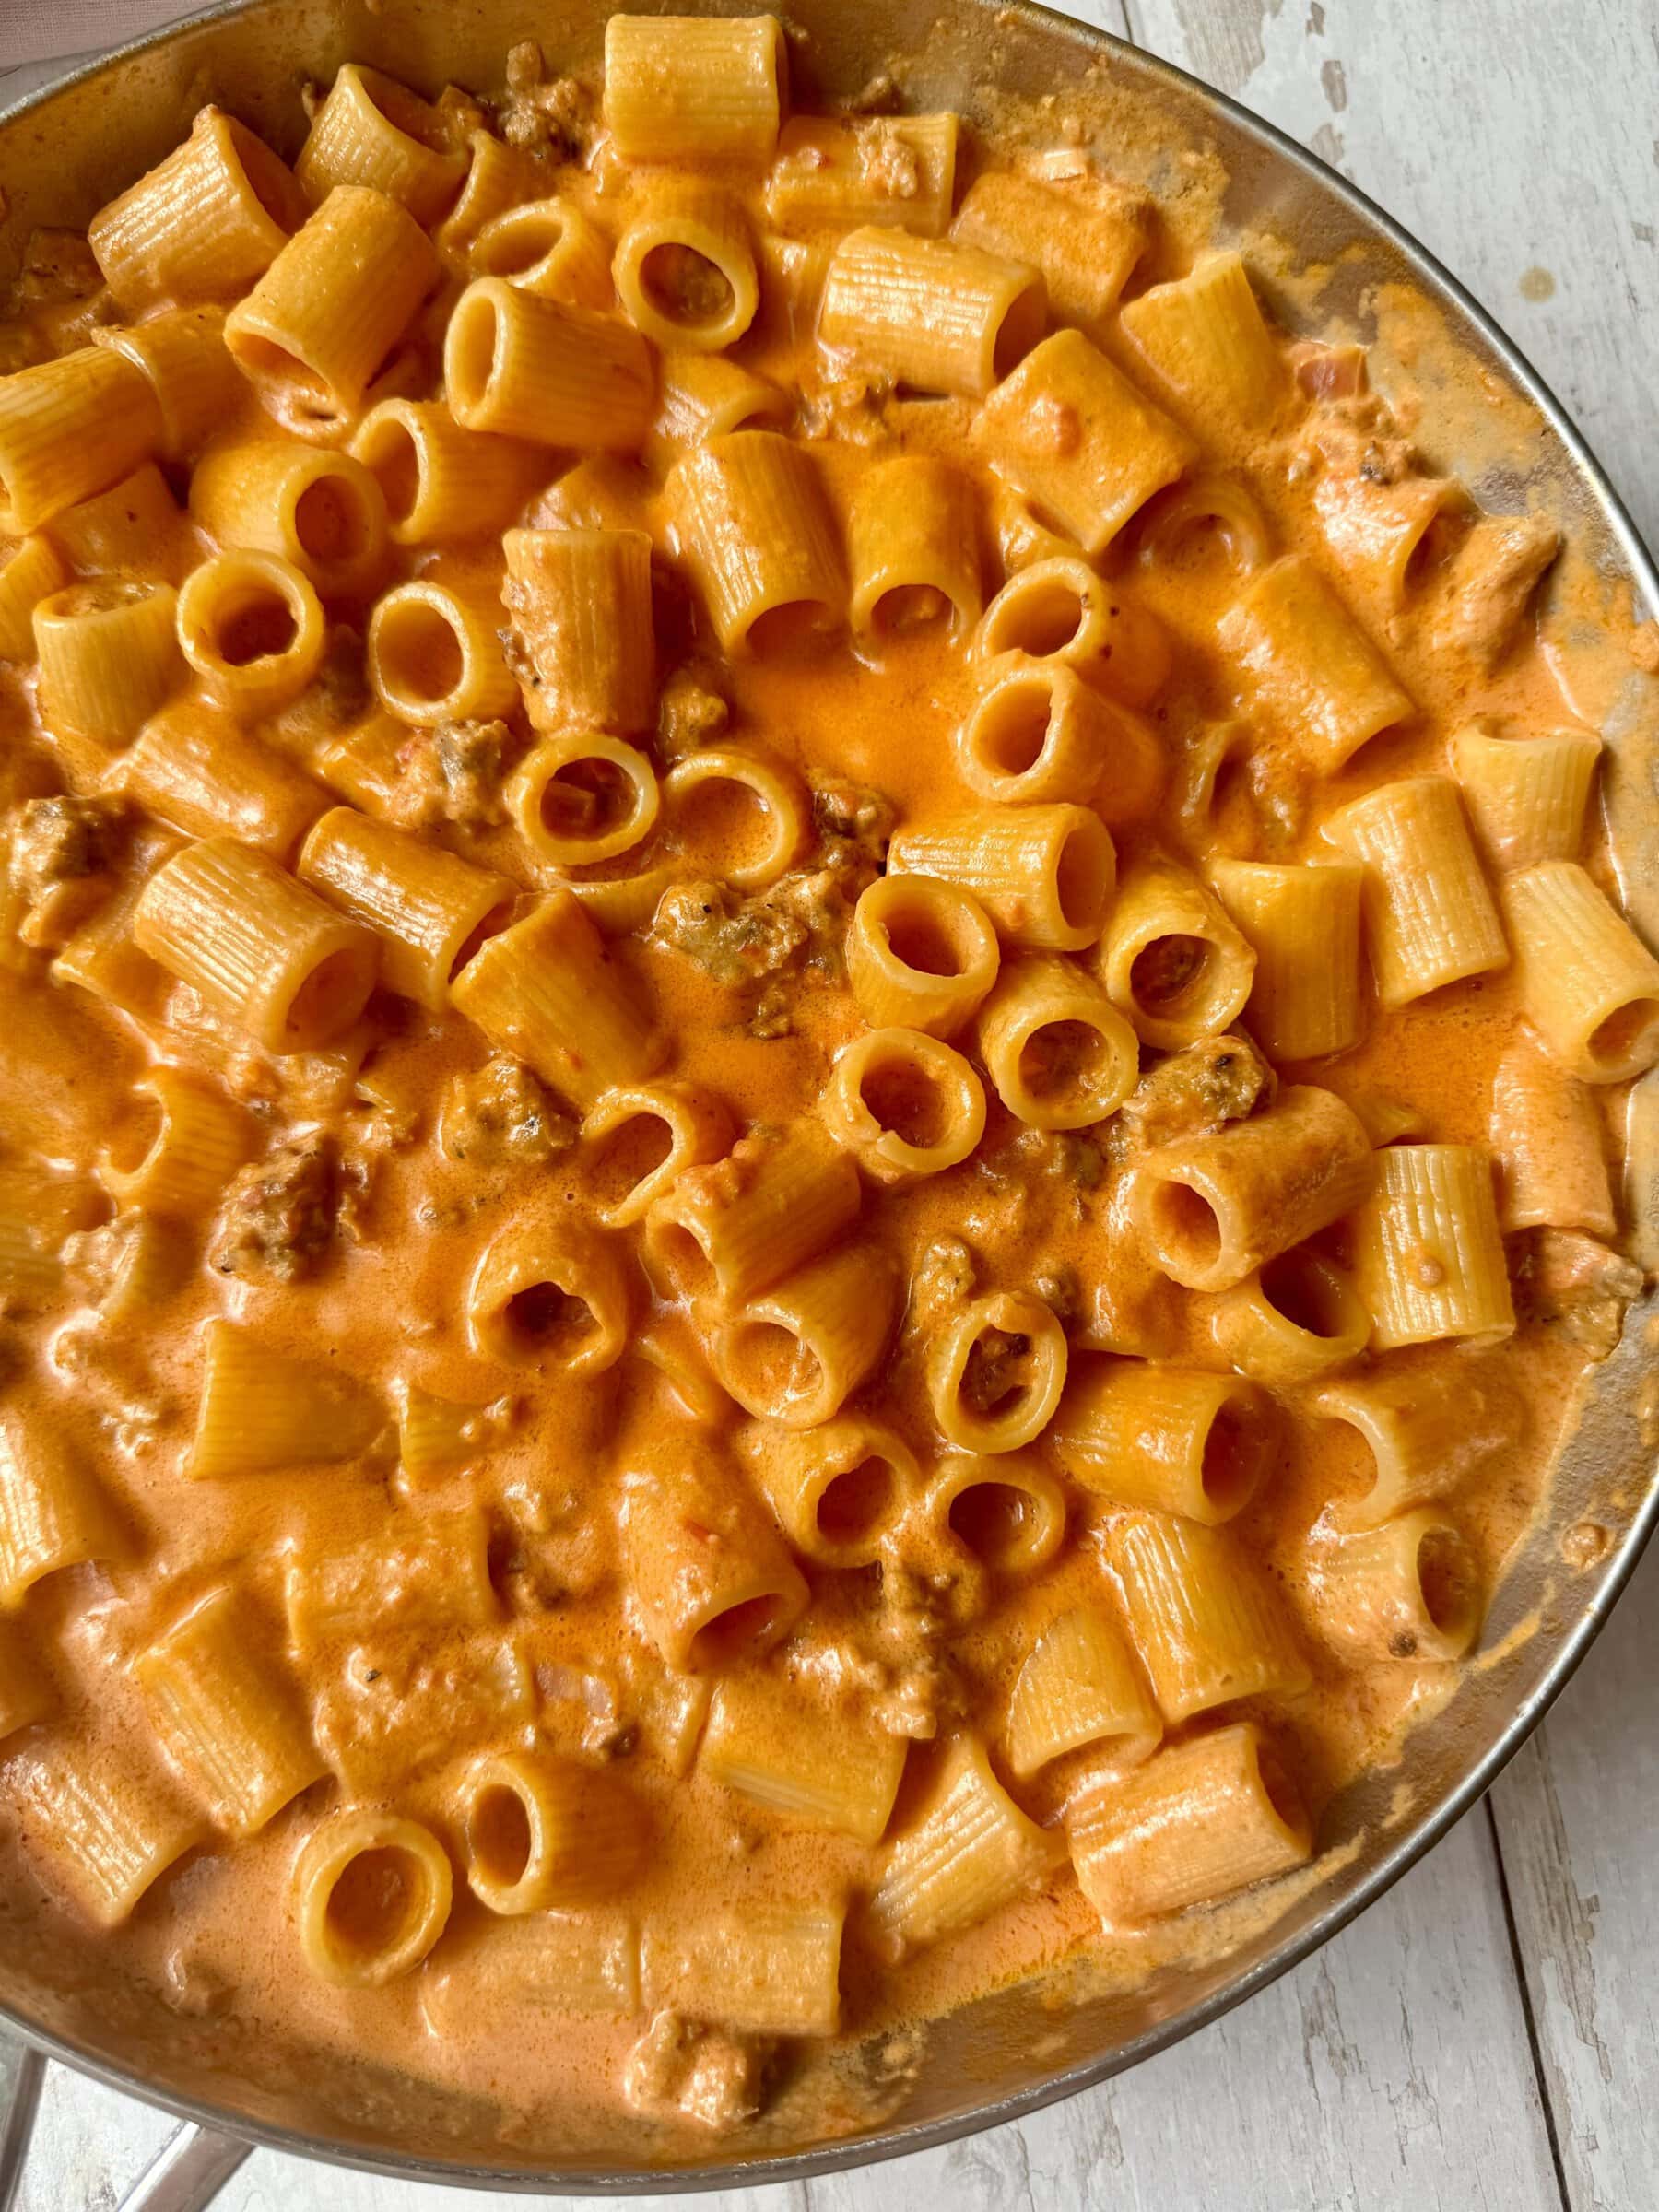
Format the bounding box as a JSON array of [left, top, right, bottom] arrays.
[[0, 15, 1649, 2160]]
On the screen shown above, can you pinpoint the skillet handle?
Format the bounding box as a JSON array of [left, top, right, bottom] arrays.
[[0, 2045, 46, 2212], [118, 2121, 252, 2211]]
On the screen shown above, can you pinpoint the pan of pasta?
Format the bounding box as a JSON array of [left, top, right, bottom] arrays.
[[0, 0, 1653, 2198]]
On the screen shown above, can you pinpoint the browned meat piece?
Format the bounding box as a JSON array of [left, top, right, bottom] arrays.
[[7, 794, 120, 949], [498, 42, 592, 156], [656, 668, 730, 759], [650, 878, 805, 985], [910, 1236, 975, 1332], [621, 2009, 771, 2132], [438, 1056, 574, 1166], [208, 1137, 338, 1283], [432, 718, 515, 827], [811, 775, 893, 884], [1432, 512, 1560, 670], [1117, 1033, 1274, 1151], [1511, 1227, 1645, 1359]]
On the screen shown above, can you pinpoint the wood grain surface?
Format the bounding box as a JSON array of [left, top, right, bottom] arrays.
[[2, 3, 1654, 2206]]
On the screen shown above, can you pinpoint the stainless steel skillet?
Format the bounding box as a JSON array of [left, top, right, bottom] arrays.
[[0, 2, 1655, 2203]]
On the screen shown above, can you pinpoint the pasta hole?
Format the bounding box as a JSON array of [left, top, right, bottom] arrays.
[[860, 1057, 948, 1151], [1250, 1738, 1305, 1834], [235, 123, 304, 228], [1019, 1018, 1112, 1108], [1150, 1179, 1221, 1270], [1201, 1404, 1263, 1512], [1417, 1526, 1477, 1641], [230, 334, 327, 400], [671, 770, 771, 875], [503, 1280, 596, 1361], [1260, 1252, 1345, 1338], [1589, 997, 1659, 1069], [727, 1318, 821, 1406], [947, 1479, 1030, 1567], [360, 421, 421, 523], [993, 284, 1046, 381], [361, 68, 450, 153], [467, 1783, 532, 1887], [991, 577, 1086, 659], [325, 1847, 422, 1964], [817, 1454, 899, 1546], [651, 1220, 715, 1300], [960, 1326, 1030, 1419], [377, 599, 464, 706], [1131, 933, 1212, 1014], [284, 947, 368, 1044], [872, 583, 951, 639], [541, 758, 635, 842], [976, 677, 1054, 777], [447, 288, 502, 411], [1055, 818, 1109, 933], [475, 208, 564, 278], [591, 1111, 675, 1212], [216, 591, 297, 666], [746, 597, 834, 658], [690, 1592, 786, 1669], [884, 908, 966, 979], [294, 476, 371, 568], [448, 899, 514, 982], [105, 1093, 164, 1181], [639, 241, 735, 332]]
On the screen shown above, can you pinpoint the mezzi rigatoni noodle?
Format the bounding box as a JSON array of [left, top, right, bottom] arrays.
[[0, 8, 1647, 2148]]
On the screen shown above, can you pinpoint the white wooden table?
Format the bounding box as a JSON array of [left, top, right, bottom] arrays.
[[3, 3, 1655, 2206]]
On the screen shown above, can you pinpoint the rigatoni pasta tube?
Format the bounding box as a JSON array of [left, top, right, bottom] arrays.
[[821, 227, 1046, 398], [582, 1081, 735, 1230], [350, 399, 539, 545], [647, 350, 790, 466], [641, 1904, 842, 2039], [951, 171, 1148, 323], [294, 1810, 453, 1987], [285, 1508, 494, 1654], [508, 735, 660, 868], [847, 874, 1000, 1037], [134, 838, 378, 1053], [958, 654, 1161, 816], [925, 1289, 1067, 1453], [1052, 1359, 1273, 1523], [1323, 775, 1507, 1008], [868, 1735, 1064, 1959], [712, 1242, 900, 1429], [975, 554, 1172, 709], [369, 576, 517, 724], [1130, 1084, 1375, 1293], [134, 1586, 323, 1837], [294, 64, 465, 222], [1108, 1512, 1311, 1722], [119, 696, 326, 860], [700, 1675, 907, 1845], [1206, 1247, 1371, 1384], [1006, 1607, 1160, 1780], [619, 1443, 808, 1672], [461, 1752, 647, 1912], [971, 329, 1196, 556], [645, 1121, 859, 1306], [1218, 553, 1412, 773], [1210, 858, 1364, 1059], [189, 1320, 383, 1478], [467, 1215, 632, 1375], [1489, 1031, 1614, 1235], [435, 132, 544, 265], [88, 106, 305, 313], [298, 806, 513, 1010], [92, 307, 242, 464], [1097, 859, 1255, 1049], [443, 279, 653, 451], [1350, 1143, 1515, 1348], [0, 1418, 124, 1608], [742, 1413, 920, 1567], [819, 1028, 985, 1183], [1500, 861, 1659, 1081], [177, 551, 325, 721], [34, 582, 182, 749], [451, 891, 665, 1109], [603, 14, 785, 163], [888, 805, 1114, 952], [1068, 1723, 1311, 1924], [1306, 1511, 1482, 1664], [1118, 252, 1286, 429], [661, 743, 809, 889], [46, 465, 189, 583], [501, 526, 655, 735], [1450, 721, 1601, 869], [976, 955, 1138, 1131], [667, 431, 845, 654], [919, 1453, 1068, 1578], [613, 187, 759, 351], [849, 456, 982, 645], [471, 197, 614, 307], [768, 112, 959, 238], [1313, 1360, 1522, 1529], [425, 1911, 641, 2029], [10, 1741, 205, 1930], [225, 187, 439, 437], [188, 437, 388, 597], [0, 535, 66, 660]]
